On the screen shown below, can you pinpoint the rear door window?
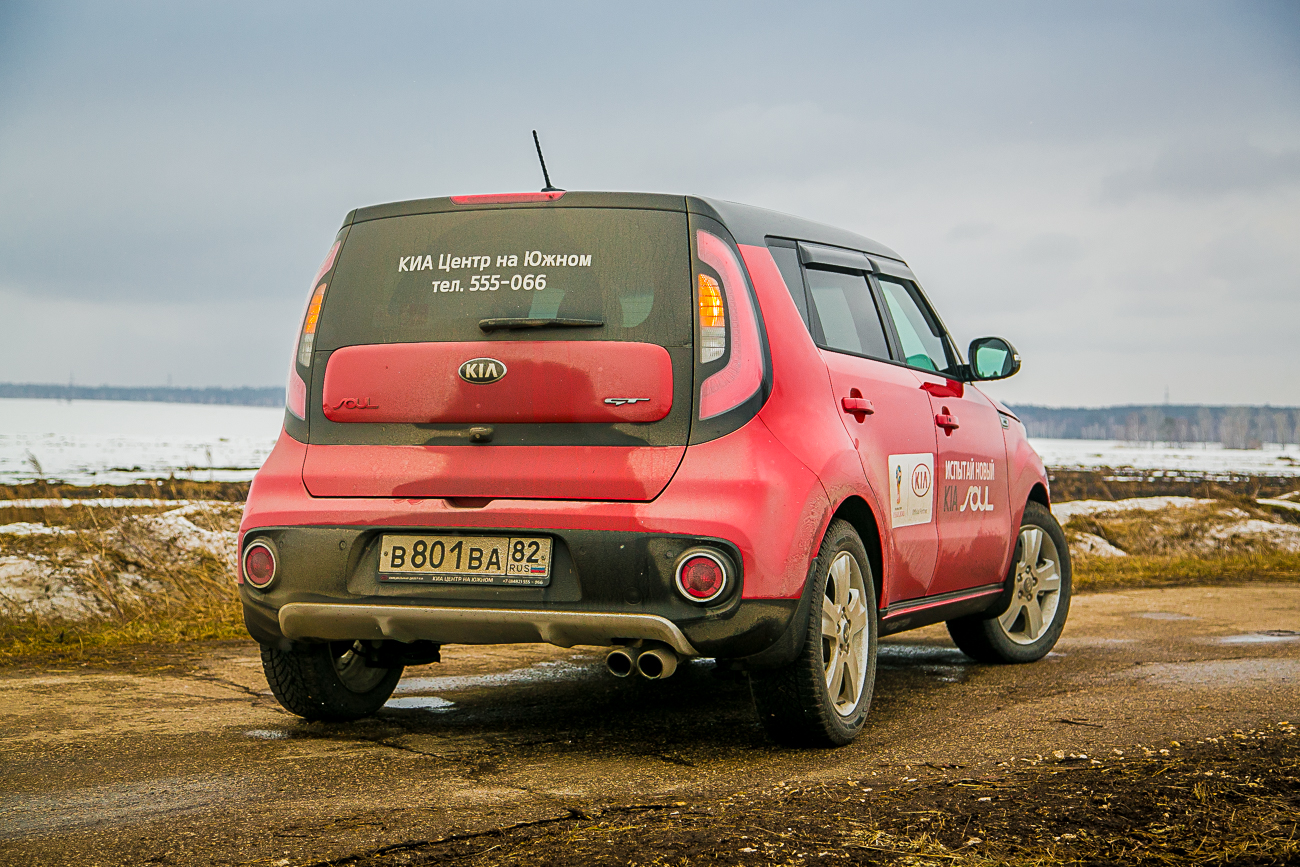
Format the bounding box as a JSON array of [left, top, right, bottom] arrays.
[[876, 277, 954, 374], [804, 267, 892, 361], [316, 208, 690, 349]]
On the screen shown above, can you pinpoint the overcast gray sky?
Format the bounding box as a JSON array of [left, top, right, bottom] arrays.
[[1, 1, 1297, 407]]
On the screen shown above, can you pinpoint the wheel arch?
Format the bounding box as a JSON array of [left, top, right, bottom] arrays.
[[1028, 482, 1050, 508], [830, 495, 884, 612]]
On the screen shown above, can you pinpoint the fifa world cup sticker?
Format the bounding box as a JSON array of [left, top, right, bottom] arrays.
[[888, 453, 935, 528]]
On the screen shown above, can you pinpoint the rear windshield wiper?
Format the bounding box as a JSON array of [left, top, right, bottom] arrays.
[[478, 317, 604, 333]]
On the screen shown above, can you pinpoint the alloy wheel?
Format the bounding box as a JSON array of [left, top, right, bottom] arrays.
[[821, 551, 870, 715], [997, 526, 1063, 645]]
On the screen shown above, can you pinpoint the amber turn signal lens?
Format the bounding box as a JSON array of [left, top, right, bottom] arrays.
[[697, 274, 724, 327]]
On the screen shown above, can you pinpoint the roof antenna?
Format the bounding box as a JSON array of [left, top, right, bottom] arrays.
[[532, 130, 563, 192]]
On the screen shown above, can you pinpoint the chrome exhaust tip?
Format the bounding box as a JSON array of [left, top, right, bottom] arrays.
[[605, 648, 635, 678], [635, 645, 679, 680]]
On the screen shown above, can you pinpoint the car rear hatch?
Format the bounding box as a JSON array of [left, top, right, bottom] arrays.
[[301, 193, 694, 501]]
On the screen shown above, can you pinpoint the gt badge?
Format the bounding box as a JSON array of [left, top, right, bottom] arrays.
[[458, 358, 507, 384], [604, 397, 650, 406]]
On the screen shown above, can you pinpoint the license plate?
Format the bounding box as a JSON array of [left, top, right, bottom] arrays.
[[378, 534, 553, 586]]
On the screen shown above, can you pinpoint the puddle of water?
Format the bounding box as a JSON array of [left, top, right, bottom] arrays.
[[878, 644, 970, 665], [1133, 611, 1194, 621], [393, 658, 593, 694], [384, 696, 455, 711], [1214, 633, 1299, 645], [0, 774, 241, 839], [1122, 659, 1300, 687], [244, 729, 289, 739], [877, 644, 970, 683]]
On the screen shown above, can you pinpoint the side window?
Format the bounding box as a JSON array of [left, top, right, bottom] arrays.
[[768, 244, 809, 326], [877, 277, 953, 374], [804, 267, 892, 360]]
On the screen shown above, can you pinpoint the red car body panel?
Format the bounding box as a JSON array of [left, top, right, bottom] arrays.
[[242, 419, 827, 601], [911, 368, 1015, 597], [321, 340, 673, 425], [300, 442, 686, 501]]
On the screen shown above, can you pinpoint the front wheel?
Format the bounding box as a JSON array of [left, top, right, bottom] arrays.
[[750, 519, 878, 747], [262, 640, 404, 721], [947, 501, 1072, 663]]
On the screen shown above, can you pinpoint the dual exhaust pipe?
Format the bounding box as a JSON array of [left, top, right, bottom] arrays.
[[605, 643, 678, 680]]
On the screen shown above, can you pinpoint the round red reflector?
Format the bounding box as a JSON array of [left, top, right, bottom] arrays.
[[243, 543, 276, 588], [677, 554, 726, 602]]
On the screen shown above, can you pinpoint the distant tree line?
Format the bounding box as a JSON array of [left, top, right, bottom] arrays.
[[0, 382, 284, 407], [1008, 404, 1300, 448]]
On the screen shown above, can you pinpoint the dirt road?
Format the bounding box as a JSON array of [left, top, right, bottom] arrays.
[[1, 585, 1297, 866]]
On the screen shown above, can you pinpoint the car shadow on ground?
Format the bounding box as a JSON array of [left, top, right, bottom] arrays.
[[253, 641, 982, 762]]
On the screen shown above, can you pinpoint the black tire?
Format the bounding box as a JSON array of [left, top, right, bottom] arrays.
[[947, 501, 1072, 664], [750, 519, 878, 747], [261, 640, 404, 722]]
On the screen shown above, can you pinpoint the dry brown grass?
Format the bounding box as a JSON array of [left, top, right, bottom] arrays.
[[0, 499, 244, 664], [1066, 499, 1300, 591]]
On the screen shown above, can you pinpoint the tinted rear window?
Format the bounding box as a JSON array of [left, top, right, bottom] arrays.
[[316, 208, 691, 349]]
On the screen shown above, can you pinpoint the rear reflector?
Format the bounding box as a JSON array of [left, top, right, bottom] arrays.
[[696, 230, 764, 419], [243, 542, 277, 589], [286, 364, 307, 419], [675, 551, 728, 603], [450, 192, 566, 205]]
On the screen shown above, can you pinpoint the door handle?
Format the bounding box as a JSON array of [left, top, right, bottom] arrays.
[[841, 396, 875, 422], [935, 412, 960, 432]]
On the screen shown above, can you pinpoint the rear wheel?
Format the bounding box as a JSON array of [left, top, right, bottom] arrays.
[[262, 640, 404, 721], [750, 519, 878, 747], [947, 501, 1071, 663]]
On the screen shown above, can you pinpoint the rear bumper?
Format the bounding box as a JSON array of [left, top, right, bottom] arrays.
[[277, 602, 700, 655], [239, 418, 831, 663]]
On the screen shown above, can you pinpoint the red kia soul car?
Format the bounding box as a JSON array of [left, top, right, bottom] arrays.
[[240, 191, 1071, 746]]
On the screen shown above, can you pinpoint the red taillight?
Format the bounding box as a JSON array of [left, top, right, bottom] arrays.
[[675, 552, 728, 603], [243, 542, 277, 589], [313, 240, 341, 285], [286, 363, 307, 419], [450, 192, 565, 204], [696, 230, 764, 419]]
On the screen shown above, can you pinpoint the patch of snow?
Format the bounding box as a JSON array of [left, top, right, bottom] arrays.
[[1206, 520, 1300, 552], [0, 522, 71, 536], [1052, 497, 1212, 523], [0, 499, 204, 509], [132, 506, 238, 564], [1070, 532, 1127, 557], [1258, 498, 1300, 512], [0, 556, 107, 619]]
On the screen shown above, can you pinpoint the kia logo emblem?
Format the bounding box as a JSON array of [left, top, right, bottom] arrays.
[[458, 358, 507, 384], [911, 464, 932, 498]]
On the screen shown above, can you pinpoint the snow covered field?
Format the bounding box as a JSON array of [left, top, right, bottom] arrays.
[[1, 398, 1299, 486], [1033, 438, 1300, 477], [0, 398, 283, 486]]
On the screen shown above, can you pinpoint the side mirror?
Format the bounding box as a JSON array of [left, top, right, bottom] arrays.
[[966, 337, 1021, 381]]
